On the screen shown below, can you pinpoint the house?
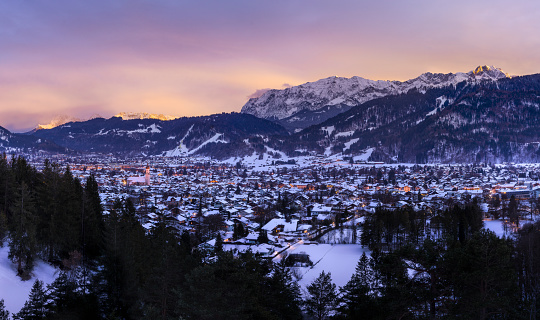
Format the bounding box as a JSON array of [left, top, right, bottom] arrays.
[[262, 218, 298, 235], [311, 204, 333, 216]]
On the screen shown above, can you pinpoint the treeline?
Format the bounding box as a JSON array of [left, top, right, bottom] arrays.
[[0, 155, 103, 277], [0, 156, 304, 320], [361, 202, 483, 251]]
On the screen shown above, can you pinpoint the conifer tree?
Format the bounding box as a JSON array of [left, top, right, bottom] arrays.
[[13, 279, 48, 319], [36, 159, 62, 261], [214, 232, 223, 253], [82, 174, 104, 261], [304, 271, 337, 320], [265, 261, 302, 320], [338, 252, 378, 319], [0, 210, 7, 245], [257, 229, 269, 244], [9, 181, 38, 277], [0, 299, 9, 320]]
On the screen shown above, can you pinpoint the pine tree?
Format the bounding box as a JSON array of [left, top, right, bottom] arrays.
[[257, 229, 269, 244], [448, 229, 521, 319], [36, 159, 62, 261], [9, 181, 38, 278], [264, 261, 302, 320], [13, 279, 48, 319], [214, 233, 223, 253], [337, 253, 379, 319], [509, 195, 519, 225], [46, 272, 77, 315], [0, 299, 9, 320], [82, 174, 104, 261], [304, 271, 337, 320], [0, 210, 7, 245], [54, 166, 83, 260]]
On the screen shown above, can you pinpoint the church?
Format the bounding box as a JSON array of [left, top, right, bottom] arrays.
[[126, 165, 151, 186]]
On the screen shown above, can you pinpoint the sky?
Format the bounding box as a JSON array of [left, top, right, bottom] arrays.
[[1, 0, 540, 132]]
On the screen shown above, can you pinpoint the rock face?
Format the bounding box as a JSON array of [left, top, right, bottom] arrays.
[[241, 66, 509, 132]]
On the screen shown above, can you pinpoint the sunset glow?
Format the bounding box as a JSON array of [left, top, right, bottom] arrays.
[[1, 0, 539, 131]]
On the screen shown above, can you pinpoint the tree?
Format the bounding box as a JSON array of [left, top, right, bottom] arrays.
[[82, 174, 104, 261], [516, 221, 540, 319], [337, 253, 379, 319], [177, 251, 278, 320], [0, 299, 9, 320], [214, 233, 223, 253], [304, 271, 337, 320], [0, 210, 7, 245], [448, 229, 521, 319], [265, 261, 302, 320], [257, 229, 269, 244], [13, 279, 48, 319], [509, 195, 519, 226], [9, 181, 38, 278]]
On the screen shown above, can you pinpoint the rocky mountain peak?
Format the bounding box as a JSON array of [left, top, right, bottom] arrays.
[[470, 65, 509, 80]]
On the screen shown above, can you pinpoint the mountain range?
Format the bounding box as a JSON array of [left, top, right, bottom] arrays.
[[241, 65, 509, 132], [3, 65, 540, 163]]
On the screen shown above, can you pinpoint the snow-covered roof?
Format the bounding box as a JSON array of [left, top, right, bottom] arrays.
[[262, 218, 298, 232]]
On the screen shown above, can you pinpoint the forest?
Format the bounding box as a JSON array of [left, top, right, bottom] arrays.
[[0, 156, 540, 319]]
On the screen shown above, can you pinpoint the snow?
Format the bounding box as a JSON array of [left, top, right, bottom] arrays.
[[124, 123, 162, 134], [483, 219, 508, 237], [114, 112, 177, 121], [262, 219, 298, 233], [324, 146, 333, 156], [343, 138, 359, 152], [353, 147, 375, 162], [0, 244, 58, 314], [483, 218, 531, 238], [277, 243, 369, 290], [187, 133, 228, 155], [321, 126, 335, 136], [334, 131, 354, 138], [163, 125, 197, 157], [241, 66, 509, 121]]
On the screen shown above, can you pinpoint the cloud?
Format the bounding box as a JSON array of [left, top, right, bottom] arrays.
[[1, 0, 540, 132], [247, 88, 271, 99]]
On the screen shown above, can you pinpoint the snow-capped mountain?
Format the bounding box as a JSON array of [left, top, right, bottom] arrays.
[[37, 115, 85, 130], [10, 65, 540, 163], [114, 112, 178, 121], [266, 72, 540, 163], [241, 66, 509, 131], [35, 112, 175, 131]]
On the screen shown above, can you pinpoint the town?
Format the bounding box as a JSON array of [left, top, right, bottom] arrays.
[[22, 153, 540, 260]]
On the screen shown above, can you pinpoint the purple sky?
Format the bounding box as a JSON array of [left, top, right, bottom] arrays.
[[1, 0, 539, 131]]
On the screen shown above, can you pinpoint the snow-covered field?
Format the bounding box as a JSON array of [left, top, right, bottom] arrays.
[[0, 244, 58, 314], [280, 218, 525, 294], [274, 242, 370, 291], [483, 218, 533, 238]]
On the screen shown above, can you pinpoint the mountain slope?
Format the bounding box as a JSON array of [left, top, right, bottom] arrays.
[[270, 73, 540, 163], [0, 126, 66, 153], [31, 113, 288, 158], [242, 66, 509, 132]]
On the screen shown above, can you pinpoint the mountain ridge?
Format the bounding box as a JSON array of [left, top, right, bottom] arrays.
[[241, 66, 510, 132]]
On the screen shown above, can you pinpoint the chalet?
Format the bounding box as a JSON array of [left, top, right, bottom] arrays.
[[262, 218, 298, 235]]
